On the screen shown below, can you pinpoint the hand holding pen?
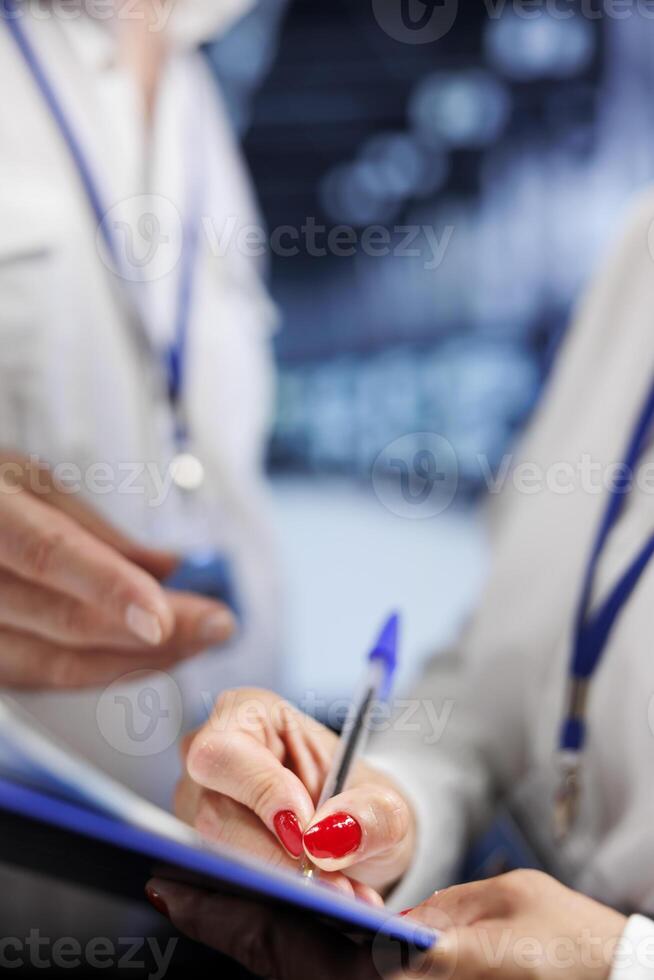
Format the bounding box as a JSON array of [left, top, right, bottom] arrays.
[[174, 616, 416, 898]]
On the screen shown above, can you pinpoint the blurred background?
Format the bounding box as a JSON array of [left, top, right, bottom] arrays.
[[208, 0, 654, 703]]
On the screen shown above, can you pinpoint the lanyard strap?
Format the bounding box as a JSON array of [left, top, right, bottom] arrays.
[[2, 0, 202, 425], [561, 378, 654, 752]]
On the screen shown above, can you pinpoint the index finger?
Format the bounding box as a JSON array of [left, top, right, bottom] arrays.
[[187, 724, 316, 858], [0, 483, 173, 645], [39, 485, 178, 580], [6, 459, 179, 580], [407, 879, 511, 931]]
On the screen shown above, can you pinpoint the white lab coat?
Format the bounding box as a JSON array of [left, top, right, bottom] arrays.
[[0, 0, 282, 805], [371, 188, 654, 978]]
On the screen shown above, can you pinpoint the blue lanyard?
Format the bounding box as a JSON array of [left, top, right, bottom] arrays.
[[560, 377, 654, 755], [2, 0, 201, 433]]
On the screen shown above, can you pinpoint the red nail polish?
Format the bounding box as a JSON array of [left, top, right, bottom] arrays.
[[303, 812, 362, 860], [399, 908, 414, 917], [145, 886, 169, 918], [274, 810, 303, 858]]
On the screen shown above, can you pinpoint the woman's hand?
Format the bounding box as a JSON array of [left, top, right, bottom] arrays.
[[405, 870, 628, 980], [0, 454, 235, 688], [175, 687, 416, 896], [145, 881, 381, 980], [144, 870, 629, 980]]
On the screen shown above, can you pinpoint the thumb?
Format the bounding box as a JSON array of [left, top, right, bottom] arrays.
[[422, 923, 510, 979], [302, 782, 412, 872]]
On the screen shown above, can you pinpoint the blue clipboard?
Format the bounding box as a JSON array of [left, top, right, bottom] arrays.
[[0, 776, 436, 954]]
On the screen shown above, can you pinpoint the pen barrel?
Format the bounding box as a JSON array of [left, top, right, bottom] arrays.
[[316, 659, 386, 809]]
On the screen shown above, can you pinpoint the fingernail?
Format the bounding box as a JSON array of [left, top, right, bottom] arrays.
[[145, 885, 169, 918], [399, 908, 414, 917], [126, 604, 163, 646], [303, 812, 362, 860], [274, 810, 303, 858], [199, 609, 235, 644]]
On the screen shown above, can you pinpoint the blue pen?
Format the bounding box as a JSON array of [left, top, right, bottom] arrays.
[[301, 613, 400, 879]]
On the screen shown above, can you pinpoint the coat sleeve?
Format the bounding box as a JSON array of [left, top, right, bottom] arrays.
[[366, 187, 654, 912], [366, 630, 526, 909], [610, 916, 654, 980]]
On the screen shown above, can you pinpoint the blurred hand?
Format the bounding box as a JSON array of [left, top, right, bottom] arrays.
[[145, 880, 381, 980], [144, 871, 629, 980], [405, 870, 628, 980], [175, 687, 415, 896], [0, 453, 235, 688]]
